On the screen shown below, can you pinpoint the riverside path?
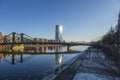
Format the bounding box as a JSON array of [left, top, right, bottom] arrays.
[[54, 52, 88, 80]]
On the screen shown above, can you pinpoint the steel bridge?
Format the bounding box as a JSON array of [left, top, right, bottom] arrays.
[[0, 32, 101, 51]]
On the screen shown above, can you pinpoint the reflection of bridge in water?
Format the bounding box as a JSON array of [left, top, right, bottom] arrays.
[[0, 49, 79, 65]]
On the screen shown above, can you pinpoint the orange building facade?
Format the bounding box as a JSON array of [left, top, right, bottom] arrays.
[[0, 32, 3, 51]]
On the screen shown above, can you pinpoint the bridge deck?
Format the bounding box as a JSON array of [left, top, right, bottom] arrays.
[[0, 51, 81, 55], [0, 42, 92, 46]]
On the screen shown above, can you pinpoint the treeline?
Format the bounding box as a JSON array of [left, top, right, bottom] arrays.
[[97, 13, 120, 69], [88, 13, 120, 69], [100, 27, 119, 46]]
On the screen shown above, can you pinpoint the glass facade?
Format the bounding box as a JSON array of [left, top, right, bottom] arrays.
[[55, 25, 63, 42]]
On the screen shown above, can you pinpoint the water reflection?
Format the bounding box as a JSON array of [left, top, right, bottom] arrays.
[[55, 47, 63, 65], [11, 53, 15, 64], [53, 47, 63, 75], [0, 52, 37, 65], [0, 46, 79, 65], [0, 46, 81, 80], [55, 54, 62, 65]]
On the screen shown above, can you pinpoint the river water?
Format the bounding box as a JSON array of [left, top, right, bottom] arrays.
[[0, 46, 87, 80]]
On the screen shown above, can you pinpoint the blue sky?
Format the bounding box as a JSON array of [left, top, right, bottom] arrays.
[[0, 0, 120, 41]]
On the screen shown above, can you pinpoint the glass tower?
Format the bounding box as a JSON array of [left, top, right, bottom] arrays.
[[55, 25, 63, 42]]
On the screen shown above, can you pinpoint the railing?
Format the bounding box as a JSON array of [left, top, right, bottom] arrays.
[[0, 42, 96, 46]]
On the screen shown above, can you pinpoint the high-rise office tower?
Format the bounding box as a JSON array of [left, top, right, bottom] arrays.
[[55, 25, 63, 42]]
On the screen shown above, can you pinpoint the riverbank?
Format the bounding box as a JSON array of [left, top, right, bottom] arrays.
[[73, 49, 120, 80], [43, 49, 120, 80]]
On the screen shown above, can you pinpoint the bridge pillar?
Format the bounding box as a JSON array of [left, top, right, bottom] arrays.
[[42, 46, 44, 52], [67, 46, 71, 51], [11, 32, 16, 51], [12, 32, 16, 43], [20, 33, 24, 42], [43, 46, 48, 52], [39, 46, 44, 53], [20, 53, 23, 63], [11, 53, 15, 64], [34, 44, 39, 53]]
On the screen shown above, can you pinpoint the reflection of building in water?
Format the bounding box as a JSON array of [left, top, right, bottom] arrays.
[[0, 54, 4, 61], [55, 46, 63, 65], [54, 47, 63, 74], [0, 53, 24, 65], [55, 54, 63, 65], [0, 54, 12, 61], [24, 45, 61, 53]]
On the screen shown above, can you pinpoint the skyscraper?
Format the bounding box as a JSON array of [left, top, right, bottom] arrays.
[[55, 25, 63, 42]]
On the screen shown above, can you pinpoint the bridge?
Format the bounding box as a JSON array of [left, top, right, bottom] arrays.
[[0, 31, 100, 52], [0, 41, 97, 46], [0, 25, 101, 52]]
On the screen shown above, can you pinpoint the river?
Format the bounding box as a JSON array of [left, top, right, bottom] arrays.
[[0, 46, 87, 80]]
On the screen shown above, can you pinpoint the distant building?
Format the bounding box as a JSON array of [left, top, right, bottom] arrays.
[[0, 32, 3, 43], [39, 38, 45, 42], [48, 39, 55, 43], [55, 25, 63, 42], [33, 38, 39, 42], [0, 54, 12, 61], [0, 32, 3, 51], [3, 36, 12, 43], [15, 37, 21, 42]]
